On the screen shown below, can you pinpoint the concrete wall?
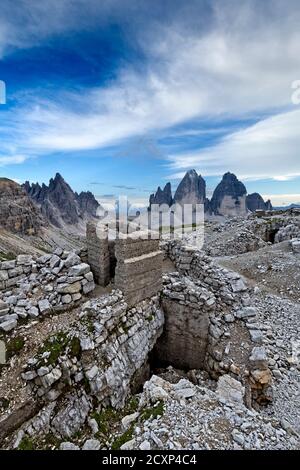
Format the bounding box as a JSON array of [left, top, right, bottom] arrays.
[[155, 298, 209, 370], [114, 235, 163, 308], [86, 222, 110, 286]]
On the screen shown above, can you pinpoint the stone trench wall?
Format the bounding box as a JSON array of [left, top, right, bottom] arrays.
[[0, 249, 95, 335], [86, 224, 164, 309], [159, 240, 272, 404], [14, 291, 164, 440], [86, 222, 110, 286], [114, 235, 163, 308], [248, 216, 300, 243]]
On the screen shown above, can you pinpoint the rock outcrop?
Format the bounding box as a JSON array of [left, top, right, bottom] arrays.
[[24, 173, 100, 228], [210, 172, 247, 216], [149, 183, 173, 207], [265, 199, 273, 211], [76, 191, 99, 217], [173, 169, 206, 205], [149, 170, 272, 216], [246, 193, 273, 212], [0, 178, 43, 235]]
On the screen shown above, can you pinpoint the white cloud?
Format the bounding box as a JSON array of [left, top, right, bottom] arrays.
[[168, 109, 300, 180], [0, 154, 27, 166], [1, 0, 300, 176], [262, 194, 300, 206]]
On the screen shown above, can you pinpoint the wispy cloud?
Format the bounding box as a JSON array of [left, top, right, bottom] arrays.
[[1, 0, 300, 181], [168, 109, 300, 181], [113, 185, 136, 190]]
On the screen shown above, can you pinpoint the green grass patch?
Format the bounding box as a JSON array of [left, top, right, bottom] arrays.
[[69, 336, 81, 358], [141, 401, 164, 421], [18, 436, 35, 451], [92, 396, 140, 439], [80, 317, 94, 334], [0, 251, 15, 261], [0, 397, 9, 410], [43, 433, 62, 449], [37, 331, 69, 366], [7, 336, 24, 358], [111, 425, 134, 450]]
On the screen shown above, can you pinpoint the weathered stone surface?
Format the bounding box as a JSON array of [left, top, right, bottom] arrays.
[[60, 442, 80, 450], [64, 253, 81, 269], [68, 263, 90, 277], [217, 375, 245, 404], [82, 439, 101, 450], [0, 318, 17, 332], [51, 392, 91, 438], [173, 169, 206, 206], [23, 173, 101, 228], [57, 281, 81, 294], [210, 172, 247, 216], [38, 299, 51, 315], [122, 412, 139, 430], [0, 178, 43, 235]]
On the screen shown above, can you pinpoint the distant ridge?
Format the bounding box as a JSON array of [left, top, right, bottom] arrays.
[[23, 173, 101, 229], [149, 170, 273, 216]]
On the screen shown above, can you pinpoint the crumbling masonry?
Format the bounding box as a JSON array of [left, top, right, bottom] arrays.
[[86, 222, 163, 307]]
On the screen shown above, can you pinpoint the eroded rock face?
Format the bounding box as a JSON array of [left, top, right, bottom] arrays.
[[149, 183, 173, 207], [173, 169, 206, 206], [20, 292, 164, 408], [246, 193, 272, 212], [0, 178, 43, 235], [23, 173, 101, 228], [210, 172, 247, 216], [76, 191, 99, 217]]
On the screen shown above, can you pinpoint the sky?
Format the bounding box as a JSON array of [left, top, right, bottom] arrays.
[[0, 0, 300, 207]]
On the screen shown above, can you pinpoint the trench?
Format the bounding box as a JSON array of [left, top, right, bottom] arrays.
[[265, 228, 279, 244], [131, 298, 210, 393]]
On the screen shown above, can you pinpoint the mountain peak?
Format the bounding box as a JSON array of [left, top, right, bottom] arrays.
[[174, 169, 206, 205], [23, 173, 100, 227], [210, 172, 247, 215]]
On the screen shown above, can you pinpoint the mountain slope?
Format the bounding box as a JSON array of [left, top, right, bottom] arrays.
[[0, 178, 43, 235], [24, 173, 101, 229]]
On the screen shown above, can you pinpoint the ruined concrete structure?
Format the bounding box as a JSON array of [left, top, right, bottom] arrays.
[[114, 235, 163, 308], [86, 223, 163, 307], [86, 222, 110, 286]]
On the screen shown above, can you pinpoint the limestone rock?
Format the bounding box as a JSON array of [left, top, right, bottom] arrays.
[[173, 170, 206, 206], [149, 182, 173, 207], [210, 172, 247, 216], [217, 375, 245, 404], [82, 439, 101, 450]]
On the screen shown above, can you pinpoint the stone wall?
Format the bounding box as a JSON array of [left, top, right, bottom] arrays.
[[0, 249, 95, 334], [155, 275, 213, 369], [159, 240, 272, 405], [114, 234, 163, 308], [86, 222, 110, 286]]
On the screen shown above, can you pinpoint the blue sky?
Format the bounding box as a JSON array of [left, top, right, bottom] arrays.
[[0, 0, 300, 207]]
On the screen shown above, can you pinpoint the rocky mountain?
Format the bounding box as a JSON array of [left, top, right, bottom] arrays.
[[173, 169, 206, 205], [23, 173, 100, 228], [246, 193, 273, 212], [149, 170, 272, 217], [210, 172, 247, 216], [75, 191, 99, 217], [149, 183, 173, 207], [0, 178, 43, 235]]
